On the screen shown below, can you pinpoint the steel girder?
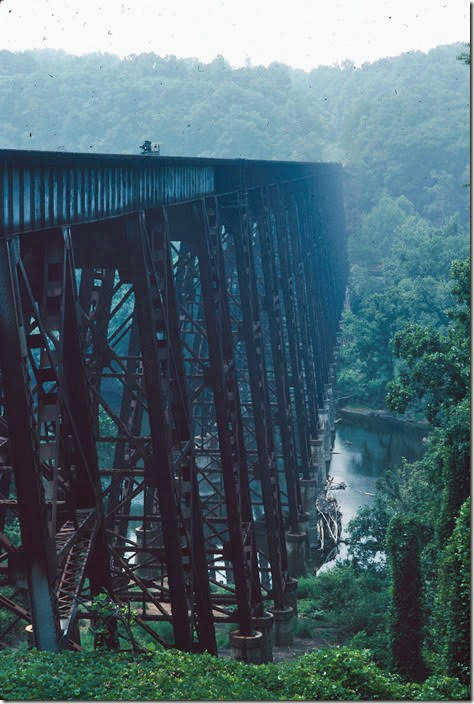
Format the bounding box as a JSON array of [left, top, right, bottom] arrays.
[[0, 228, 113, 650], [0, 168, 347, 654]]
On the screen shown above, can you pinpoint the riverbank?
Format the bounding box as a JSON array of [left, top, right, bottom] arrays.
[[338, 406, 430, 430]]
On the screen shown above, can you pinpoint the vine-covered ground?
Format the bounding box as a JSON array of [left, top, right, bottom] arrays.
[[0, 646, 468, 701]]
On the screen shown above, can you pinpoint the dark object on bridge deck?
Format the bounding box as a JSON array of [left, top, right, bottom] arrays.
[[140, 140, 160, 155], [0, 148, 348, 661]]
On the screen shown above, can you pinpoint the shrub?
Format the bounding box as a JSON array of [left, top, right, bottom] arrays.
[[293, 618, 314, 639], [280, 647, 409, 700], [0, 644, 468, 700]]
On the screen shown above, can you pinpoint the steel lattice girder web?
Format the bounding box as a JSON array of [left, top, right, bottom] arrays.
[[0, 155, 348, 657]]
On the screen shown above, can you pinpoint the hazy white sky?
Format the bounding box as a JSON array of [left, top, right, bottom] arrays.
[[0, 0, 469, 70]]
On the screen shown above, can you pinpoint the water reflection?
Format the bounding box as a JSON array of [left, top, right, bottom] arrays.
[[327, 413, 427, 559]]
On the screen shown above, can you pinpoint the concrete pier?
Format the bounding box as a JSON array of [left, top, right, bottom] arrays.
[[230, 629, 265, 663], [269, 606, 294, 646], [285, 531, 307, 577], [252, 611, 274, 662], [284, 576, 299, 616]]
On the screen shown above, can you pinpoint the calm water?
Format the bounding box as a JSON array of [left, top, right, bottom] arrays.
[[327, 413, 427, 560]]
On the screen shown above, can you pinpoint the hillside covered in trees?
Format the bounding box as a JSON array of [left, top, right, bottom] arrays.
[[0, 42, 469, 227], [0, 42, 470, 699]]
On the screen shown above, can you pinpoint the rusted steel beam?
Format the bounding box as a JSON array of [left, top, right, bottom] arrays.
[[0, 236, 61, 651], [293, 181, 326, 407], [0, 416, 10, 532], [159, 207, 217, 654], [0, 153, 348, 655], [125, 212, 194, 651], [283, 186, 320, 439], [220, 196, 287, 609], [270, 183, 312, 481], [189, 197, 262, 635], [120, 210, 216, 654], [254, 188, 300, 534]]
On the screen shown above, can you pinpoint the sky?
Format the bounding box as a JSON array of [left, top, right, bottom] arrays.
[[0, 0, 470, 71]]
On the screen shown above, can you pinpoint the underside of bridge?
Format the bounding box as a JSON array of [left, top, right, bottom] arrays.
[[0, 149, 348, 661]]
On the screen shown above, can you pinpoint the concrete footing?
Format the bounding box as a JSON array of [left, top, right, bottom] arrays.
[[298, 511, 311, 561], [299, 478, 318, 513], [285, 531, 307, 578], [284, 576, 298, 616], [310, 436, 325, 485], [252, 611, 274, 662], [298, 511, 309, 536], [269, 606, 294, 646], [230, 629, 265, 664]]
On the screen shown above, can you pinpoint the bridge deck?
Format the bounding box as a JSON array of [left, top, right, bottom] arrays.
[[0, 149, 341, 235]]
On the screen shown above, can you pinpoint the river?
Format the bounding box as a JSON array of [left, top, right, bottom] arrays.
[[325, 411, 428, 562]]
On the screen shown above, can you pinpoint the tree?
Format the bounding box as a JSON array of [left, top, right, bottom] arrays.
[[435, 497, 470, 683], [386, 513, 426, 681]]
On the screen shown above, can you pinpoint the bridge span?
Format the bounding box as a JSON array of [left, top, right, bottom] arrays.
[[0, 149, 348, 661]]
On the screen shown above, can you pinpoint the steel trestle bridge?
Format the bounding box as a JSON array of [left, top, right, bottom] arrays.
[[0, 149, 348, 661]]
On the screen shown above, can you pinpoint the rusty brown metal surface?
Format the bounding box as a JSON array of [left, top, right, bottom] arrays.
[[0, 149, 348, 655]]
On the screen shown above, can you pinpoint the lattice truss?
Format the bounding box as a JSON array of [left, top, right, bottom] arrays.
[[0, 174, 347, 653]]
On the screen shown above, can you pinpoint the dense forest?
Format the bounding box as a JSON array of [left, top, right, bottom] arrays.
[[0, 43, 469, 221], [0, 43, 470, 699]]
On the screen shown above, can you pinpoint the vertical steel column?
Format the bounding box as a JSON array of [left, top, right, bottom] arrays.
[[305, 179, 333, 378], [107, 312, 144, 546], [60, 229, 115, 607], [125, 211, 193, 651], [0, 236, 61, 651], [284, 184, 320, 439], [194, 197, 259, 634], [155, 207, 217, 654], [212, 199, 263, 615], [0, 415, 10, 532], [294, 182, 326, 407], [224, 197, 287, 609], [270, 184, 311, 480], [78, 266, 115, 435], [255, 188, 300, 534]]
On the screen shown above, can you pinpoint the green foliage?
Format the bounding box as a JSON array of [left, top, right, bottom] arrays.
[[293, 617, 314, 639], [4, 515, 21, 547], [387, 259, 470, 422], [435, 497, 470, 683], [417, 674, 470, 701], [339, 207, 468, 407], [341, 258, 470, 685], [296, 564, 390, 666], [0, 645, 468, 700], [280, 647, 409, 700], [386, 259, 470, 551], [386, 514, 426, 681], [347, 495, 392, 571], [214, 624, 234, 651], [456, 43, 470, 65]]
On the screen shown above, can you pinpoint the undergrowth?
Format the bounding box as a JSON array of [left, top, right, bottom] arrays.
[[0, 645, 468, 700]]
